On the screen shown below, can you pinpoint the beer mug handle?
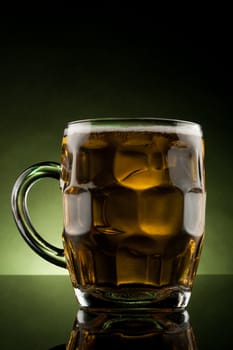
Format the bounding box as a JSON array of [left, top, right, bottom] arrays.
[[11, 161, 66, 268]]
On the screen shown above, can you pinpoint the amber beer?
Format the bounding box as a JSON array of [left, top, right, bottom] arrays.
[[61, 119, 206, 308]]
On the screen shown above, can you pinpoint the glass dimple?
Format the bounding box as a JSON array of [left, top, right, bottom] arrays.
[[113, 136, 170, 190], [167, 140, 200, 192]]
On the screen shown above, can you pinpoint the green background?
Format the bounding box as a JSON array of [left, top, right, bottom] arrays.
[[1, 15, 232, 275]]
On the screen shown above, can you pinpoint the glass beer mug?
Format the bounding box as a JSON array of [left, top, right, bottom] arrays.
[[11, 118, 206, 309]]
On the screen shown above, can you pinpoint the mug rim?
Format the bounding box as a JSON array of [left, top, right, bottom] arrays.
[[68, 117, 200, 126], [66, 117, 202, 136]]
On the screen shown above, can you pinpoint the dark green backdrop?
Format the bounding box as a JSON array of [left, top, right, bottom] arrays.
[[1, 15, 232, 275]]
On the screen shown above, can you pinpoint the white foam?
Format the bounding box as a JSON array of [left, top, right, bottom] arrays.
[[67, 120, 202, 137]]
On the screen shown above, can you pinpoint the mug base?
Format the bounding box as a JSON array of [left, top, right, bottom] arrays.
[[74, 285, 191, 311]]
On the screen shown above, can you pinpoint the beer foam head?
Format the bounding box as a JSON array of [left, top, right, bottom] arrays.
[[66, 119, 202, 137]]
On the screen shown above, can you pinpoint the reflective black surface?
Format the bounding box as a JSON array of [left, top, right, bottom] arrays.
[[1, 275, 232, 349], [64, 309, 197, 349]]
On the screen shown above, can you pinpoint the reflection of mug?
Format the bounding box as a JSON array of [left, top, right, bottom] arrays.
[[11, 118, 206, 309], [66, 309, 198, 349]]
